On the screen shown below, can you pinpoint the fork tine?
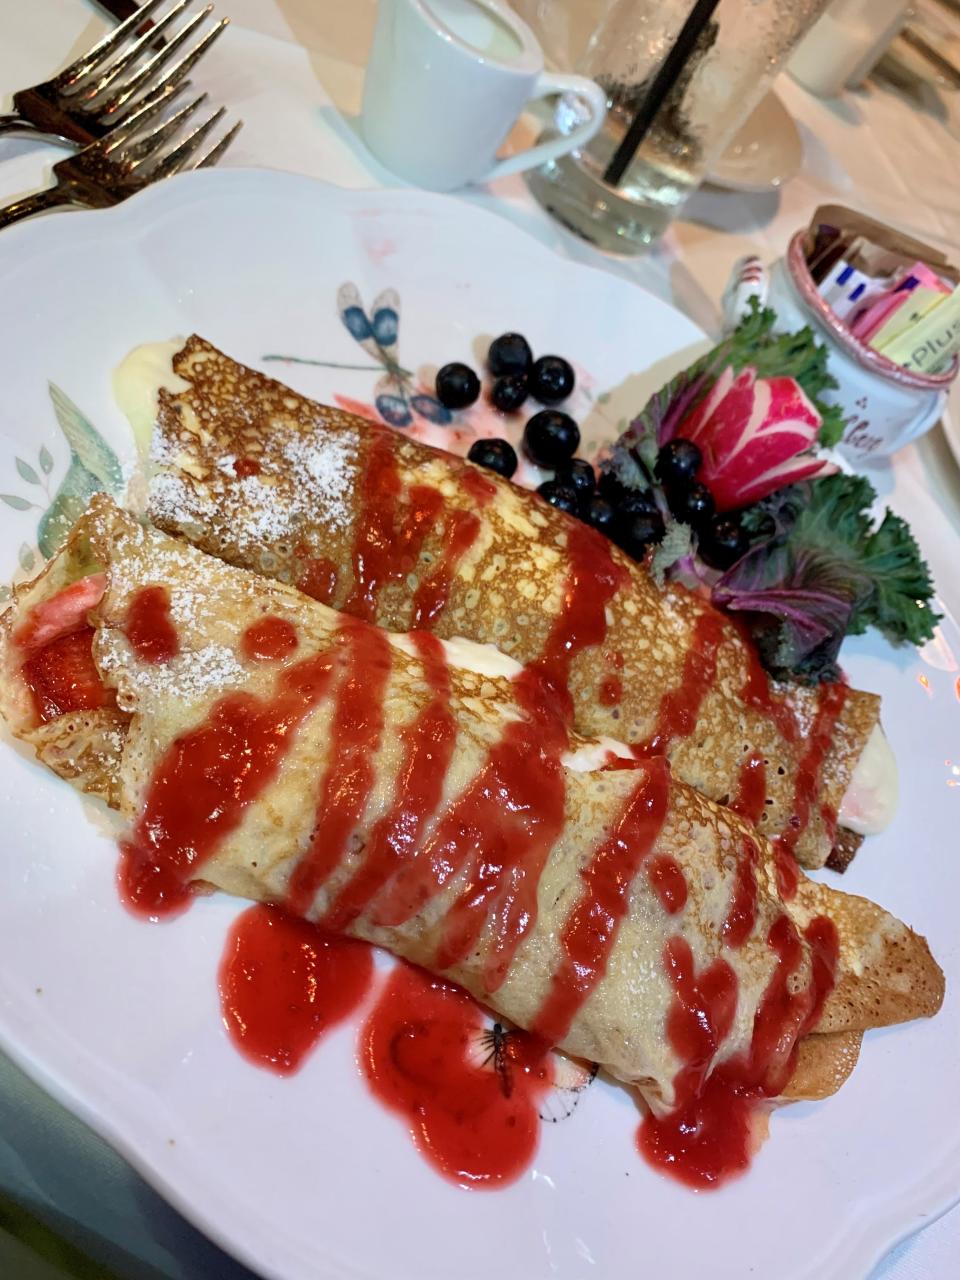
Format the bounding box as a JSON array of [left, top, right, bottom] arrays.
[[139, 17, 229, 102], [194, 119, 242, 169], [94, 79, 190, 157], [148, 105, 226, 180], [55, 0, 170, 87], [94, 14, 228, 119], [121, 92, 209, 168], [73, 0, 192, 99], [94, 72, 192, 130], [80, 5, 211, 106]]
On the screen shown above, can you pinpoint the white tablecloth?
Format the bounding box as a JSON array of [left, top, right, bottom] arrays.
[[1, 2, 959, 1277]]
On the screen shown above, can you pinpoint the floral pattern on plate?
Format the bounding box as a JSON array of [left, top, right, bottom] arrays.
[[0, 385, 123, 600]]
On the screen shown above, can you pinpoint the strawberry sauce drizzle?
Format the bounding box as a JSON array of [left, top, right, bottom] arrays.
[[241, 616, 299, 663], [345, 433, 444, 621], [772, 840, 800, 901], [411, 509, 480, 628], [321, 631, 457, 935], [532, 757, 671, 1043], [599, 676, 622, 707], [633, 612, 726, 757], [647, 854, 688, 916], [634, 672, 845, 1189], [297, 555, 338, 606], [772, 681, 849, 872], [361, 962, 552, 1187], [722, 835, 762, 949], [124, 586, 179, 664], [819, 801, 840, 850], [371, 665, 569, 993], [730, 751, 767, 825], [285, 621, 393, 917], [219, 904, 373, 1074], [525, 522, 627, 728], [639, 908, 840, 1188], [364, 528, 626, 991], [459, 466, 497, 507], [118, 650, 337, 918], [738, 626, 800, 744], [343, 434, 491, 630]]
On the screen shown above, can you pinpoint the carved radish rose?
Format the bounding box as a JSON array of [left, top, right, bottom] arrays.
[[678, 366, 832, 512]]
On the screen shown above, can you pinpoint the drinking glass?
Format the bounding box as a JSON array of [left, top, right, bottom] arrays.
[[524, 0, 832, 253]]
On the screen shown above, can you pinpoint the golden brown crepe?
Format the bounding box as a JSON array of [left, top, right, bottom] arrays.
[[116, 336, 886, 871], [0, 497, 942, 1123]]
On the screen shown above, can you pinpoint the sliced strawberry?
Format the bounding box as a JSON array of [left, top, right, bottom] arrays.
[[13, 574, 107, 654], [21, 626, 113, 723]]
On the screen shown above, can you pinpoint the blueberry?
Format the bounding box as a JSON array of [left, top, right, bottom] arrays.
[[699, 515, 749, 570], [667, 480, 715, 528], [523, 410, 580, 468], [467, 437, 518, 479], [537, 481, 580, 515], [435, 362, 480, 409], [583, 494, 618, 535], [490, 374, 528, 413], [655, 438, 702, 485], [530, 355, 575, 404], [596, 470, 623, 501], [554, 458, 595, 499], [488, 333, 533, 378], [598, 471, 659, 517], [615, 510, 665, 560], [619, 487, 659, 518]]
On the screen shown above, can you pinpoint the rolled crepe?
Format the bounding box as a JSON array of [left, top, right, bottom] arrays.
[[0, 497, 942, 1125], [116, 337, 890, 871]]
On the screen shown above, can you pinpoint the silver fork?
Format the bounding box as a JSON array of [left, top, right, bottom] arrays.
[[0, 0, 229, 148], [0, 84, 242, 230]]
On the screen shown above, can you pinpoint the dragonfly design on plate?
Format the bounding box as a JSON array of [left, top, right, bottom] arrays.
[[264, 284, 452, 428], [0, 384, 124, 600]]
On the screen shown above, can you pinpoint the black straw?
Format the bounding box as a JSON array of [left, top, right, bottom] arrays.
[[603, 0, 723, 187]]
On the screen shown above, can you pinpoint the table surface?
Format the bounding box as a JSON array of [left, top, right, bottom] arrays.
[[1, 2, 960, 1277]]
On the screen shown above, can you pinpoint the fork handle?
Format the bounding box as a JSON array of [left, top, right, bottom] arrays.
[[0, 114, 80, 148], [0, 113, 38, 139], [0, 187, 75, 231]]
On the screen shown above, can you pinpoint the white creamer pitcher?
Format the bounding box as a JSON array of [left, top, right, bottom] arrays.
[[361, 0, 607, 192]]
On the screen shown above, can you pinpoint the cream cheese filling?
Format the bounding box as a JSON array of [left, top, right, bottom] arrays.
[[838, 723, 898, 836], [113, 339, 190, 457]]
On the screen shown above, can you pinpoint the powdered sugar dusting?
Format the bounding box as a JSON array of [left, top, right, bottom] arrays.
[[104, 627, 244, 711], [92, 512, 261, 709], [232, 473, 297, 544], [149, 431, 178, 467], [281, 430, 355, 533], [149, 470, 211, 529], [148, 422, 358, 554], [124, 643, 245, 704]]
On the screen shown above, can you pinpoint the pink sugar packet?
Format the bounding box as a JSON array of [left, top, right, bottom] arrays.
[[849, 262, 951, 344]]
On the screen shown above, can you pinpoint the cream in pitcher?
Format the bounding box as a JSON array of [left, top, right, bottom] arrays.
[[360, 0, 606, 191]]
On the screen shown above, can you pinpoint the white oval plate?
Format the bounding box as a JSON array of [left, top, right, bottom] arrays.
[[0, 170, 957, 1280]]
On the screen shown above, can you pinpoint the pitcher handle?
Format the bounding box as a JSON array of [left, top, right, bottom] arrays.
[[480, 72, 607, 183]]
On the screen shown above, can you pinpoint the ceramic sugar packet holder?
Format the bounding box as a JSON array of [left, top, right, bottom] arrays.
[[722, 234, 957, 463]]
